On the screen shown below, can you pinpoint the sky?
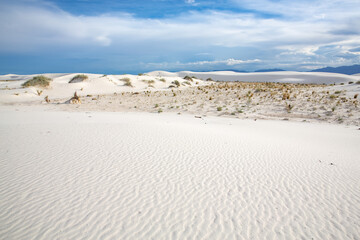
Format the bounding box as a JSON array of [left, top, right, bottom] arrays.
[[0, 0, 359, 74]]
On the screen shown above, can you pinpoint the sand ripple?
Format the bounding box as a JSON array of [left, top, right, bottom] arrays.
[[0, 111, 359, 239]]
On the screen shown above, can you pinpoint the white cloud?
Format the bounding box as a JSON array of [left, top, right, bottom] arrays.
[[145, 58, 261, 69], [0, 0, 359, 70], [186, 58, 261, 66]]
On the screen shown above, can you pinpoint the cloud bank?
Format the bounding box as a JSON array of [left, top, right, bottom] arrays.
[[0, 0, 359, 73]]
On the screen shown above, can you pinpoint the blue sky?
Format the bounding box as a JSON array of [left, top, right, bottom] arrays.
[[0, 0, 359, 74]]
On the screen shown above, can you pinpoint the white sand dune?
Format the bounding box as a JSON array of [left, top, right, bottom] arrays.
[[148, 71, 359, 84], [0, 108, 359, 239], [0, 73, 205, 103], [1, 71, 358, 104]]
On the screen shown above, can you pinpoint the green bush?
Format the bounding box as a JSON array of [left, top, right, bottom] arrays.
[[172, 80, 180, 87], [121, 78, 133, 87], [22, 75, 52, 87], [183, 76, 193, 81], [69, 74, 88, 83]]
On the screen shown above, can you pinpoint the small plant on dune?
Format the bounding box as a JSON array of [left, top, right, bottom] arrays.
[[206, 78, 213, 81], [356, 81, 360, 84], [354, 94, 358, 99], [69, 74, 88, 83], [331, 106, 336, 112], [22, 75, 52, 87], [286, 103, 294, 113], [36, 90, 43, 96], [158, 108, 163, 113], [172, 80, 180, 87], [348, 81, 353, 84], [282, 92, 290, 100], [334, 91, 341, 94], [155, 103, 159, 108], [183, 76, 193, 81], [138, 73, 144, 76], [159, 78, 166, 82], [142, 80, 155, 84], [217, 106, 222, 111], [121, 78, 133, 87]]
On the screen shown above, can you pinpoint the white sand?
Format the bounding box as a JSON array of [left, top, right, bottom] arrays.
[[1, 71, 359, 104], [0, 107, 359, 239], [149, 70, 359, 84], [0, 72, 207, 103]]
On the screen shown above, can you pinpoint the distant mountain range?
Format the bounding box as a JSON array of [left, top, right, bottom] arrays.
[[310, 64, 360, 75]]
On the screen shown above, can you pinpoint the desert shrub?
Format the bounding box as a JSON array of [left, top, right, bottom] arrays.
[[69, 74, 88, 83], [143, 80, 155, 84], [356, 81, 360, 84], [158, 108, 163, 113], [184, 76, 193, 81], [217, 106, 222, 111], [286, 103, 294, 113], [22, 75, 52, 87], [121, 78, 133, 87], [172, 80, 180, 87], [206, 78, 213, 81], [334, 91, 341, 94], [159, 78, 166, 82]]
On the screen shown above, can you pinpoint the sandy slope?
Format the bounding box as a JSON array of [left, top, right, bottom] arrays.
[[0, 108, 359, 239], [0, 72, 206, 103], [1, 71, 359, 104], [148, 71, 359, 84]]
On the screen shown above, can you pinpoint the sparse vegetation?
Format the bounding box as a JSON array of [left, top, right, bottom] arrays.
[[143, 80, 155, 84], [121, 78, 133, 87], [217, 106, 222, 111], [172, 80, 180, 87], [184, 76, 193, 81], [69, 74, 88, 83], [22, 75, 52, 87], [286, 103, 294, 113]]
